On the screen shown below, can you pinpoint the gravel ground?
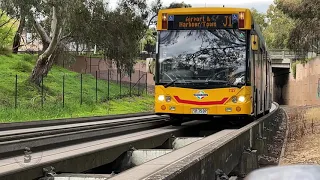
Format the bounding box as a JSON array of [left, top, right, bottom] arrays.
[[280, 106, 320, 165]]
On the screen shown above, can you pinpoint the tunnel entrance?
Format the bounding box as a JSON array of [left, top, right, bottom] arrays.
[[272, 67, 290, 105]]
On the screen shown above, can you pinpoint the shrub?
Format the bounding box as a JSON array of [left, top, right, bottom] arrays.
[[12, 60, 33, 72], [0, 46, 11, 56], [21, 54, 35, 62]]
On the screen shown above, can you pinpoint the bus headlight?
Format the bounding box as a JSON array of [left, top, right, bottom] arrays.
[[165, 96, 171, 102], [232, 96, 237, 103], [158, 95, 165, 101], [238, 96, 245, 102]]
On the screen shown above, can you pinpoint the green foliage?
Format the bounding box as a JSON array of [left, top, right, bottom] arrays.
[[276, 0, 319, 19], [167, 2, 192, 8], [291, 61, 297, 78], [0, 95, 154, 123], [2, 0, 150, 84], [263, 4, 295, 49], [12, 59, 32, 72], [72, 0, 149, 74], [21, 53, 35, 62], [0, 9, 17, 49], [150, 0, 163, 15], [0, 46, 11, 55], [276, 0, 320, 52], [0, 54, 154, 122], [251, 4, 294, 49], [141, 28, 156, 53], [251, 8, 268, 31]]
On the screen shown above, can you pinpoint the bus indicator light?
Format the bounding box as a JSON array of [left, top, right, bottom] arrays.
[[162, 13, 168, 29], [239, 12, 245, 28], [239, 12, 245, 20]]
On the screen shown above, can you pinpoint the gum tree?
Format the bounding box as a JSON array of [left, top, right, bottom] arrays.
[[276, 0, 320, 52]]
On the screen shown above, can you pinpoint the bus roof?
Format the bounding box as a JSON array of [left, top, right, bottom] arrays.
[[158, 7, 252, 15], [157, 7, 254, 30]]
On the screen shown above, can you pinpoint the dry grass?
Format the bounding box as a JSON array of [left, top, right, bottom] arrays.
[[281, 107, 320, 165]]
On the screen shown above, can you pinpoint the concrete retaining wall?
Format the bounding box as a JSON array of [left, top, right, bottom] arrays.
[[276, 57, 320, 106]]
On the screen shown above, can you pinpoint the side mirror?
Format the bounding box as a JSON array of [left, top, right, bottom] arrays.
[[251, 35, 259, 51]]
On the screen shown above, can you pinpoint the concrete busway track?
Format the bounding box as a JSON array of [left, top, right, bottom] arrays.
[[0, 112, 168, 157], [0, 120, 221, 180], [108, 102, 280, 180], [0, 112, 156, 131], [0, 104, 280, 180]]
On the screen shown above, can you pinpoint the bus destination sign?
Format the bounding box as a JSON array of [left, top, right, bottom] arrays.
[[167, 14, 239, 30]]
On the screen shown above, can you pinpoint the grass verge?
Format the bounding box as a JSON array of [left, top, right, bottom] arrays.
[[0, 54, 154, 123], [0, 95, 153, 123]]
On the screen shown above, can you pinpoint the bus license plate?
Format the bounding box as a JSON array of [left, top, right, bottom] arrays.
[[192, 108, 208, 114]]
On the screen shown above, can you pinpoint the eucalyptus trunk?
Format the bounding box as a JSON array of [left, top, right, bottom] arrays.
[[29, 6, 61, 86], [12, 14, 25, 54]]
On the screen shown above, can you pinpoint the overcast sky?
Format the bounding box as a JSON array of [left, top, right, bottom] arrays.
[[108, 0, 274, 13]]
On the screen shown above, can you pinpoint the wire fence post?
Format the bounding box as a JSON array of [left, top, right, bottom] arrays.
[[96, 71, 98, 103], [129, 69, 132, 97], [107, 69, 110, 101], [119, 70, 122, 98], [116, 68, 118, 84], [62, 74, 65, 108], [41, 75, 44, 108], [89, 55, 92, 73], [80, 73, 83, 105], [15, 75, 18, 109], [145, 72, 147, 95], [138, 70, 140, 96]]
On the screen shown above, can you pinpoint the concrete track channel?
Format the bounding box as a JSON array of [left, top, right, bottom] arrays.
[[0, 117, 244, 180], [0, 113, 168, 158], [0, 103, 281, 180]]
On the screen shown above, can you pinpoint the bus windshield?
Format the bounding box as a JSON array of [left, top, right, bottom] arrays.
[[158, 29, 247, 87]]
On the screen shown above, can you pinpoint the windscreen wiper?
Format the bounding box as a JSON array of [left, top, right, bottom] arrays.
[[227, 83, 244, 88], [164, 79, 179, 88], [206, 79, 243, 88]]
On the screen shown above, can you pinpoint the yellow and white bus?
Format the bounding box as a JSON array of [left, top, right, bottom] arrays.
[[154, 7, 272, 125]]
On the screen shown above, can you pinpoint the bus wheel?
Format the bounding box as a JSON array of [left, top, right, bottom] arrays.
[[232, 116, 254, 126], [169, 115, 183, 126], [243, 115, 255, 122]]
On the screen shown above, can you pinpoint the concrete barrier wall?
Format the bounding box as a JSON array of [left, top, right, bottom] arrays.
[[280, 57, 320, 106]]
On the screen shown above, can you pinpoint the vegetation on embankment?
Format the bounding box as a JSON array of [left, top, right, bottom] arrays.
[[280, 106, 320, 165], [0, 54, 154, 123]]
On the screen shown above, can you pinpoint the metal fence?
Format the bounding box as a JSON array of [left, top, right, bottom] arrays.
[[17, 50, 156, 61], [7, 69, 149, 109]]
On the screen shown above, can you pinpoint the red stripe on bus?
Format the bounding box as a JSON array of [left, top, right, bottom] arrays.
[[173, 96, 228, 105]]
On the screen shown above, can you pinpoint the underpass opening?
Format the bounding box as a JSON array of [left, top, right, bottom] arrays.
[[272, 67, 290, 105]]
